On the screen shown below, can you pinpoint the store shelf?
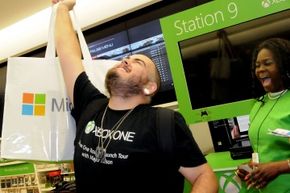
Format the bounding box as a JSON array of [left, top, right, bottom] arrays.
[[40, 186, 55, 192], [35, 162, 75, 192], [1, 162, 75, 193], [36, 167, 60, 173], [0, 173, 39, 193], [0, 160, 26, 166]]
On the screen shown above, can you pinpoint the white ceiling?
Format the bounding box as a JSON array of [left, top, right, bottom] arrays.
[[0, 0, 160, 63], [0, 0, 51, 30]]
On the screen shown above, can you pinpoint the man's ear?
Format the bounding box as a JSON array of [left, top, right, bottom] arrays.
[[143, 82, 158, 96]]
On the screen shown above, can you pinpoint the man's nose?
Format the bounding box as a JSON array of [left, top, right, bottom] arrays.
[[121, 59, 129, 65]]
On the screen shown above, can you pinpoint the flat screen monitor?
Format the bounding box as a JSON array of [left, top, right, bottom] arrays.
[[128, 20, 173, 91], [208, 114, 250, 152], [228, 115, 250, 142], [88, 19, 174, 93], [178, 10, 290, 119], [235, 115, 250, 135], [88, 31, 131, 60]]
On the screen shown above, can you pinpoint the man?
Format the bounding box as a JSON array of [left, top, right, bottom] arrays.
[[52, 0, 218, 192]]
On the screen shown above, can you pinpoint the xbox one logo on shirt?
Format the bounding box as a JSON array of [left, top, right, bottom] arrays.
[[85, 120, 96, 134]]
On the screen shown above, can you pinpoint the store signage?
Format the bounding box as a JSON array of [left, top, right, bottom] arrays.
[[0, 162, 34, 176], [160, 0, 290, 123], [161, 0, 289, 40]]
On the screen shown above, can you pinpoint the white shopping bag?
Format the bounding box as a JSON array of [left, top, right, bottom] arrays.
[[0, 7, 118, 161]]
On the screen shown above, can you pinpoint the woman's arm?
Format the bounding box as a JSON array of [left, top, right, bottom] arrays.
[[246, 159, 290, 189]]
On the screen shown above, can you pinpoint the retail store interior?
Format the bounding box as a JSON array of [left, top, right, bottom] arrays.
[[0, 0, 289, 192]]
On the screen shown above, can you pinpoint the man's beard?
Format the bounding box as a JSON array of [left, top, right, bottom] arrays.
[[105, 68, 144, 98]]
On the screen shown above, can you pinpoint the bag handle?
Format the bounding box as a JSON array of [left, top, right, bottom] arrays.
[[45, 4, 91, 61]]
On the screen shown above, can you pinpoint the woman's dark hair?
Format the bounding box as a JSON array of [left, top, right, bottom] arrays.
[[251, 38, 290, 100]]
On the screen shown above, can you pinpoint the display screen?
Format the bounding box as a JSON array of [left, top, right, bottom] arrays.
[[88, 19, 173, 92], [208, 114, 250, 152], [179, 9, 290, 111], [228, 115, 250, 140], [236, 115, 250, 134], [160, 0, 290, 123], [88, 31, 130, 60]]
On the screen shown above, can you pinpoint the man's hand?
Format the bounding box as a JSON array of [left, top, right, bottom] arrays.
[[53, 0, 83, 103], [52, 0, 76, 11]]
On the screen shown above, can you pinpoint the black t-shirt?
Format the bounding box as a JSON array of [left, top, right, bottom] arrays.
[[71, 72, 206, 193]]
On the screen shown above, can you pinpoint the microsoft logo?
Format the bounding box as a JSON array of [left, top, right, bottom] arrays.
[[21, 92, 72, 116], [22, 93, 46, 116]]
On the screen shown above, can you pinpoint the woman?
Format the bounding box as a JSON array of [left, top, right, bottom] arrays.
[[236, 38, 290, 193]]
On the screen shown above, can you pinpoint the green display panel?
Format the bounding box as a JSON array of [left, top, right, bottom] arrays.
[[160, 0, 290, 124], [0, 162, 35, 176]]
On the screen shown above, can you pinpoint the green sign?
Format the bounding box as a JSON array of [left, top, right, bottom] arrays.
[[160, 0, 290, 123], [0, 162, 35, 176]]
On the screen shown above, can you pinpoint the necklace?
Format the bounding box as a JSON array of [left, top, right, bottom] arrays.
[[95, 105, 135, 162], [267, 89, 288, 100]]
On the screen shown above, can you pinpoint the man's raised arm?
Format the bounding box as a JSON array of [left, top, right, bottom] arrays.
[[53, 0, 84, 104]]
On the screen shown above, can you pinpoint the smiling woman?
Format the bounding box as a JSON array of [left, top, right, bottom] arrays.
[[236, 38, 290, 193], [254, 49, 283, 93], [252, 38, 290, 95]]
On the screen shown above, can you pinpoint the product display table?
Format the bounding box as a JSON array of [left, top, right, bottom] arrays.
[[184, 151, 250, 193], [206, 151, 249, 171]]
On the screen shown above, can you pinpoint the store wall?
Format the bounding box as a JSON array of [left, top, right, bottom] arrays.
[[190, 122, 214, 155], [157, 102, 215, 155], [0, 0, 161, 64]]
